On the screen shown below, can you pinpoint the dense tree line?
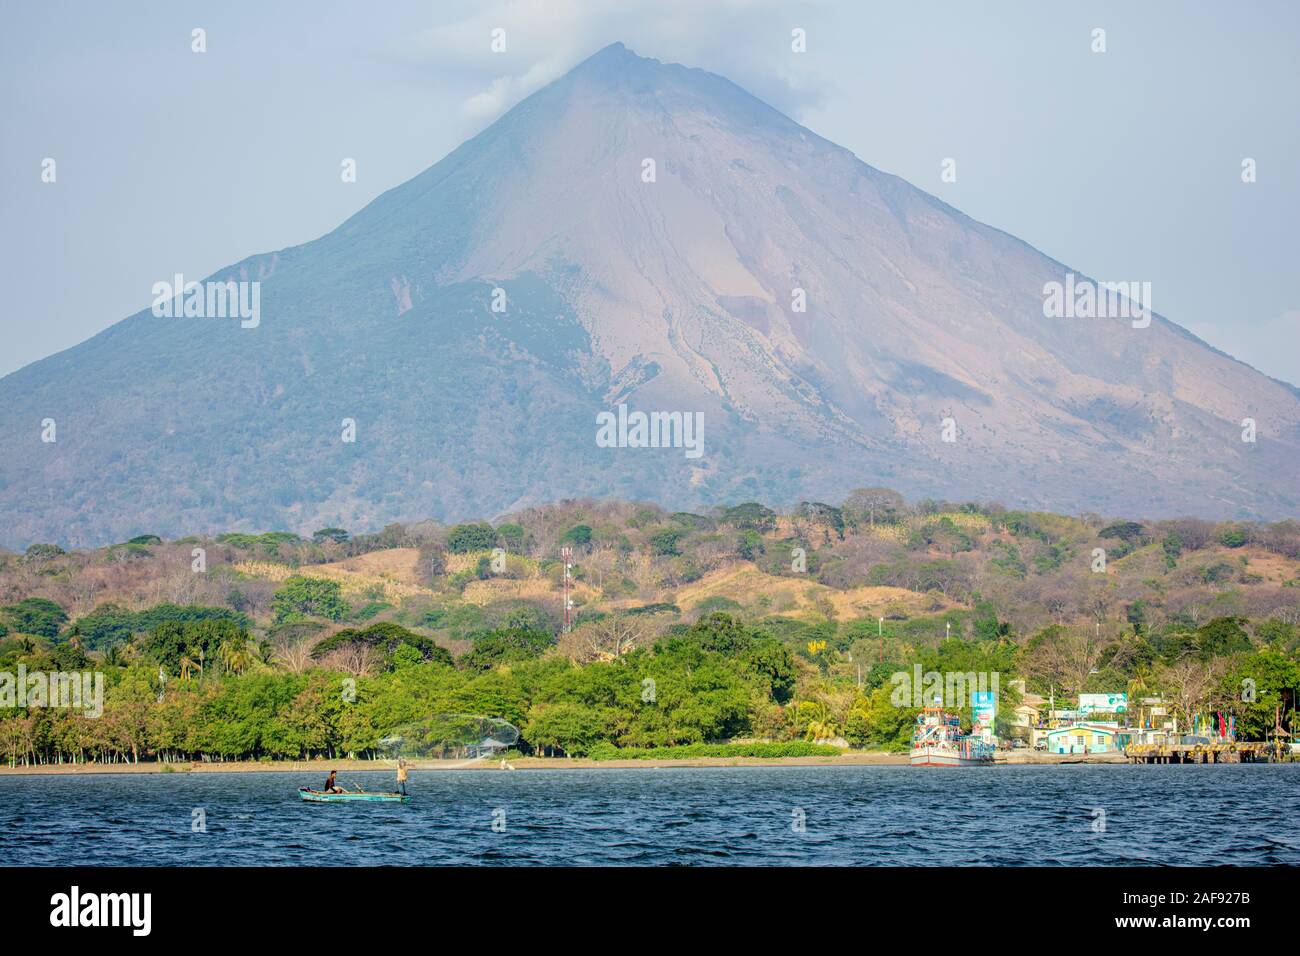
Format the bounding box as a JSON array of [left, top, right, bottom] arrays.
[[0, 613, 798, 764], [2, 603, 1296, 765], [2, 493, 1299, 765]]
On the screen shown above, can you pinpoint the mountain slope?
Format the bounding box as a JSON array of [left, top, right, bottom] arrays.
[[2, 43, 1297, 548]]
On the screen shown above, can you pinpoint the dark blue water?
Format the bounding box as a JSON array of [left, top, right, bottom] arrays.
[[2, 765, 1297, 865]]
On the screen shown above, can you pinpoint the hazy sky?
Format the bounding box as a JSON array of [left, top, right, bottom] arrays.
[[2, 0, 1297, 383]]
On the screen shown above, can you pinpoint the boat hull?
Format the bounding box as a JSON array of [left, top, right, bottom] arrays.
[[298, 788, 410, 803], [910, 747, 993, 767]]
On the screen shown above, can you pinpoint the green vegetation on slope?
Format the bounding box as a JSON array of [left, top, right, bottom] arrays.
[[1, 493, 1298, 765]]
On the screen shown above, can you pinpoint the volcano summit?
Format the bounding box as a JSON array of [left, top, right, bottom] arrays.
[[2, 43, 1296, 547]]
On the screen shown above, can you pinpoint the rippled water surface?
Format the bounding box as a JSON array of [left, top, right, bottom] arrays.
[[2, 765, 1298, 865]]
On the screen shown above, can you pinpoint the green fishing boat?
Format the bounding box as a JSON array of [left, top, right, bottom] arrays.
[[298, 788, 410, 804]]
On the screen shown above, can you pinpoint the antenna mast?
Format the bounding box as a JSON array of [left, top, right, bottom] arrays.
[[561, 546, 574, 633]]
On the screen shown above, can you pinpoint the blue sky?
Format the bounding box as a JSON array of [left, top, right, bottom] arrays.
[[2, 0, 1297, 383]]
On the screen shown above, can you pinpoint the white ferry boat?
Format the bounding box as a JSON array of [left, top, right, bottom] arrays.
[[910, 707, 995, 766]]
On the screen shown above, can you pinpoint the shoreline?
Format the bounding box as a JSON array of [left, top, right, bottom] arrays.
[[0, 751, 1133, 776]]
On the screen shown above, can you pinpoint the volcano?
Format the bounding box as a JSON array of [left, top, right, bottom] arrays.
[[2, 42, 1297, 548]]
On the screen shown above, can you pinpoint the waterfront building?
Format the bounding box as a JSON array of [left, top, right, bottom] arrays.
[[1045, 723, 1123, 754]]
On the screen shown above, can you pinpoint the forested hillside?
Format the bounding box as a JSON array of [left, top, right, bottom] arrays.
[[2, 492, 1298, 764]]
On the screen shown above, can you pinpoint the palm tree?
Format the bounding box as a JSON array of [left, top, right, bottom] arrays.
[[1127, 670, 1150, 703], [795, 699, 839, 741], [219, 640, 256, 675], [1126, 669, 1153, 730]]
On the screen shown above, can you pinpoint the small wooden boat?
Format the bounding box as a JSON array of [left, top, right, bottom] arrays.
[[298, 788, 410, 804]]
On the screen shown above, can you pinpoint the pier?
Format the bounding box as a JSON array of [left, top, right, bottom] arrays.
[[1125, 742, 1277, 764]]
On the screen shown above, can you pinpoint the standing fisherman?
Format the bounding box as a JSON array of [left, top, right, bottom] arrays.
[[396, 759, 409, 796]]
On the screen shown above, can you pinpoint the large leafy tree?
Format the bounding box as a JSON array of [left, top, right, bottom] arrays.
[[1220, 649, 1300, 738], [144, 619, 251, 674], [496, 523, 527, 552], [681, 612, 755, 657], [524, 702, 612, 756], [271, 576, 349, 623], [722, 502, 777, 533], [446, 523, 497, 553], [842, 487, 906, 528], [74, 603, 250, 651], [458, 628, 555, 672], [1098, 521, 1146, 542], [559, 524, 593, 547], [1195, 617, 1252, 659], [845, 685, 916, 751], [312, 622, 453, 669], [743, 640, 797, 704], [1, 598, 68, 638]]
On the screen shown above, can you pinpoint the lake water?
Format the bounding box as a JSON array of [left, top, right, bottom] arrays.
[[2, 764, 1297, 866]]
